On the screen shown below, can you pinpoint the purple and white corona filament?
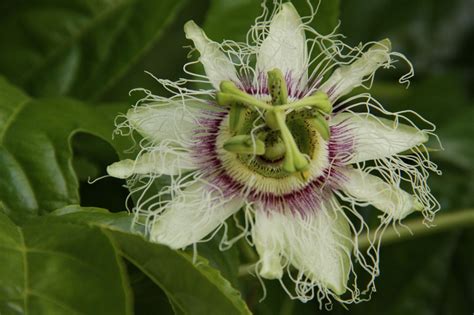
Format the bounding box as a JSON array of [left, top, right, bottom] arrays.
[[107, 2, 440, 305]]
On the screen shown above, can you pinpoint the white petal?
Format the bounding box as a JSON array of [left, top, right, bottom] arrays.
[[332, 112, 428, 163], [321, 39, 391, 100], [254, 199, 352, 295], [340, 168, 422, 220], [127, 101, 206, 144], [288, 201, 352, 295], [184, 21, 239, 89], [253, 210, 285, 279], [106, 150, 196, 179], [150, 182, 244, 249], [256, 3, 307, 86]]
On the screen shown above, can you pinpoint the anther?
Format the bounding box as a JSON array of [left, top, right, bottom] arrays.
[[310, 114, 330, 141], [223, 135, 265, 155], [279, 91, 332, 113], [217, 81, 273, 111]]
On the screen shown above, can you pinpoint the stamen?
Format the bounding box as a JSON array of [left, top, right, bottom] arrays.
[[309, 114, 330, 141], [217, 81, 332, 114], [264, 111, 280, 131], [223, 135, 265, 155], [278, 91, 332, 113], [217, 81, 273, 111]]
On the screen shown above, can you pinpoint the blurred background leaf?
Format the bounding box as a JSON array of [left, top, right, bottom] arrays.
[[340, 0, 474, 82], [0, 0, 187, 99]]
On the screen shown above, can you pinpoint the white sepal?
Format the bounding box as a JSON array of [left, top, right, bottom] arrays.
[[332, 112, 428, 164], [150, 182, 244, 249], [127, 101, 208, 144], [253, 210, 285, 280], [106, 150, 196, 179], [184, 21, 240, 89], [340, 167, 422, 220], [321, 39, 391, 100], [256, 3, 308, 88], [253, 199, 352, 295]]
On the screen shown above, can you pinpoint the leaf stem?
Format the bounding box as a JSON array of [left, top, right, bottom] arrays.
[[238, 209, 474, 277], [358, 209, 474, 249]]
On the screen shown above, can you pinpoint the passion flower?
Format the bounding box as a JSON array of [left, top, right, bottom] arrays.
[[107, 2, 440, 306]]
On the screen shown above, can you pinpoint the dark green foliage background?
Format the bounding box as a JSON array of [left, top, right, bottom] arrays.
[[0, 0, 473, 314]]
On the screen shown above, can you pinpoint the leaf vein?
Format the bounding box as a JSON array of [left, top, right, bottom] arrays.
[[17, 226, 28, 315], [2, 150, 40, 212], [28, 291, 85, 315], [0, 97, 29, 143], [99, 228, 134, 315]]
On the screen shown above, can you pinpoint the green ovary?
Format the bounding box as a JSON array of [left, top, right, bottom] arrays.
[[233, 111, 321, 179]]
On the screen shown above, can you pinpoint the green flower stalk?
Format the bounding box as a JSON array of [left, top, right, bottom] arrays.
[[106, 1, 441, 308]]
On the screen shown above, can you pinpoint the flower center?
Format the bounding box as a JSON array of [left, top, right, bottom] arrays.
[[216, 68, 332, 181]]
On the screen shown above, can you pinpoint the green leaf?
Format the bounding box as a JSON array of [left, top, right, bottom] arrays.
[[50, 205, 138, 233], [46, 206, 250, 314], [0, 211, 133, 315], [108, 230, 252, 315], [0, 0, 187, 100], [0, 77, 124, 221], [48, 206, 176, 313]]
